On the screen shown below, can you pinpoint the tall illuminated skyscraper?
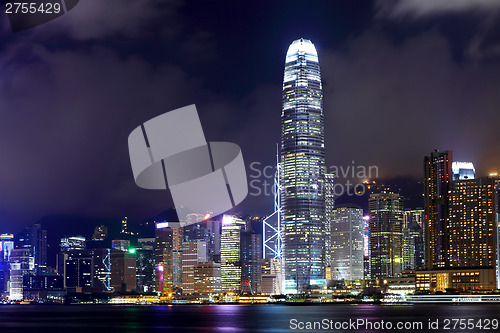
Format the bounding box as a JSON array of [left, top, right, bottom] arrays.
[[16, 224, 47, 274], [424, 150, 452, 270], [220, 215, 246, 292], [281, 38, 326, 293], [448, 177, 497, 268], [154, 222, 182, 296], [369, 192, 404, 279]]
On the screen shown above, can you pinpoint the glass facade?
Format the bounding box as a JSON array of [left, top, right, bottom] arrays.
[[369, 192, 404, 279], [220, 215, 246, 292], [330, 205, 364, 281], [281, 39, 326, 293]]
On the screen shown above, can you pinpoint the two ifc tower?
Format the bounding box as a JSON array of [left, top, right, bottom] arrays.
[[265, 38, 328, 294]]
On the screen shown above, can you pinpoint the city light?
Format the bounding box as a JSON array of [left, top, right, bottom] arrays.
[[222, 214, 233, 226], [156, 222, 169, 229]]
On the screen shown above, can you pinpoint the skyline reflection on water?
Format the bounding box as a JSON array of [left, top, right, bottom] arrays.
[[0, 304, 499, 332]]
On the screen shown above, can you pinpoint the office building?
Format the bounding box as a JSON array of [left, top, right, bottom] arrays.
[[194, 262, 221, 294], [416, 268, 496, 293], [155, 222, 182, 295], [64, 250, 94, 289], [9, 249, 34, 300], [369, 192, 404, 279], [110, 249, 136, 292], [281, 38, 326, 293], [261, 258, 282, 295], [16, 224, 47, 274], [181, 240, 207, 294], [0, 234, 14, 298], [330, 205, 364, 281], [57, 248, 111, 292], [92, 248, 112, 292], [221, 215, 246, 292], [23, 273, 65, 301], [183, 220, 220, 263], [448, 177, 497, 268], [402, 219, 424, 271], [136, 238, 155, 293], [240, 232, 262, 294]]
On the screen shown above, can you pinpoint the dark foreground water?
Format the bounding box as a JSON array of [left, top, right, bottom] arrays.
[[1, 303, 499, 332]]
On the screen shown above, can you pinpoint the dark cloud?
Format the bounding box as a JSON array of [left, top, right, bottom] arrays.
[[322, 28, 500, 178], [1, 0, 499, 234], [50, 0, 182, 40], [376, 0, 500, 19]]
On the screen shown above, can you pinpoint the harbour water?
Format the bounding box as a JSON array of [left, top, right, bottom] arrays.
[[1, 303, 499, 332]]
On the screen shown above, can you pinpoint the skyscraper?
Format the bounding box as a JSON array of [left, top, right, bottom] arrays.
[[424, 150, 453, 270], [64, 250, 93, 289], [181, 240, 207, 294], [0, 234, 14, 298], [9, 249, 34, 300], [261, 258, 283, 295], [155, 222, 183, 296], [448, 177, 497, 268], [369, 192, 404, 279], [281, 38, 326, 294], [417, 157, 499, 292], [110, 249, 136, 292], [402, 219, 424, 272], [16, 224, 47, 274], [330, 205, 364, 281], [402, 210, 425, 271], [240, 232, 262, 294], [136, 238, 155, 293], [58, 248, 111, 292], [220, 215, 246, 293]]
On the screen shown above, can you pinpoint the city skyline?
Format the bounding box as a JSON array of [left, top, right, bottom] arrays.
[[2, 2, 500, 331], [1, 1, 500, 232]]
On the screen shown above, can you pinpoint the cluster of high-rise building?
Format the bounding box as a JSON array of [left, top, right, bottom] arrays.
[[0, 214, 266, 302], [1, 39, 499, 302], [154, 215, 263, 298]]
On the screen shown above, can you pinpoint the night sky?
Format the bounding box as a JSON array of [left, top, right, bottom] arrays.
[[1, 0, 500, 235]]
